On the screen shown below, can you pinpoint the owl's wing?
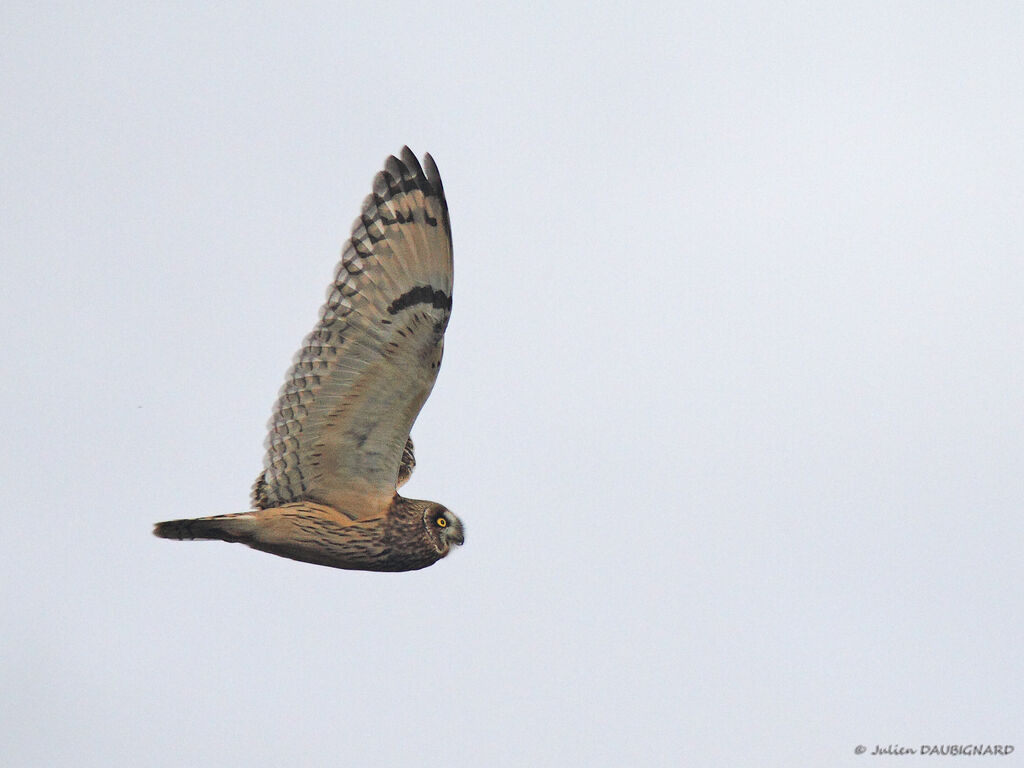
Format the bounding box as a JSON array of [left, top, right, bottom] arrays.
[[251, 148, 452, 518]]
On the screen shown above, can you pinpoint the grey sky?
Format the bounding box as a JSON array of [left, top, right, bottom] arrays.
[[2, 2, 1021, 766]]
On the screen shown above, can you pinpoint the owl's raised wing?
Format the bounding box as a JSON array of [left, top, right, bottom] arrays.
[[251, 148, 452, 518]]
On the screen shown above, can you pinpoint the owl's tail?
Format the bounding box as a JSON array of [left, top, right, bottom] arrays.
[[153, 512, 256, 543]]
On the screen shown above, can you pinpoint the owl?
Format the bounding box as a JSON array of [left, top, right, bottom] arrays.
[[154, 148, 464, 571]]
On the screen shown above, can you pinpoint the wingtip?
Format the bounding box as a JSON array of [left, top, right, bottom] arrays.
[[384, 154, 405, 181], [423, 152, 444, 194], [400, 146, 426, 181], [379, 148, 445, 201]]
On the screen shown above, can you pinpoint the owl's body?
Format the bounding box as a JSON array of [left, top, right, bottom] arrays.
[[155, 497, 460, 572], [154, 148, 464, 571]]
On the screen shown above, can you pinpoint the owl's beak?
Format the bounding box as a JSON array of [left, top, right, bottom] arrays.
[[450, 523, 465, 546]]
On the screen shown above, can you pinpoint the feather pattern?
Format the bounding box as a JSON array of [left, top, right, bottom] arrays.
[[252, 148, 452, 518]]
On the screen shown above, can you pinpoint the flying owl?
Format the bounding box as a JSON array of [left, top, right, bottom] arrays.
[[154, 148, 464, 571]]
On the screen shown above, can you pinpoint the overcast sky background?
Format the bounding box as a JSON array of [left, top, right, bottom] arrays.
[[2, 2, 1022, 766]]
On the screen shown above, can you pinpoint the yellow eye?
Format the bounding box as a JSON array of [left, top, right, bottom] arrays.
[[436, 517, 447, 528]]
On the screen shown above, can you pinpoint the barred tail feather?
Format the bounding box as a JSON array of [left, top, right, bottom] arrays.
[[153, 513, 256, 543]]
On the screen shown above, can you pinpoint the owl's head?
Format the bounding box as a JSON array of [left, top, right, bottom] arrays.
[[422, 504, 465, 554]]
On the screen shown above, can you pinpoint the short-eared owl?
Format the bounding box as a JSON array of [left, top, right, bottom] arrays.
[[154, 148, 463, 571]]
